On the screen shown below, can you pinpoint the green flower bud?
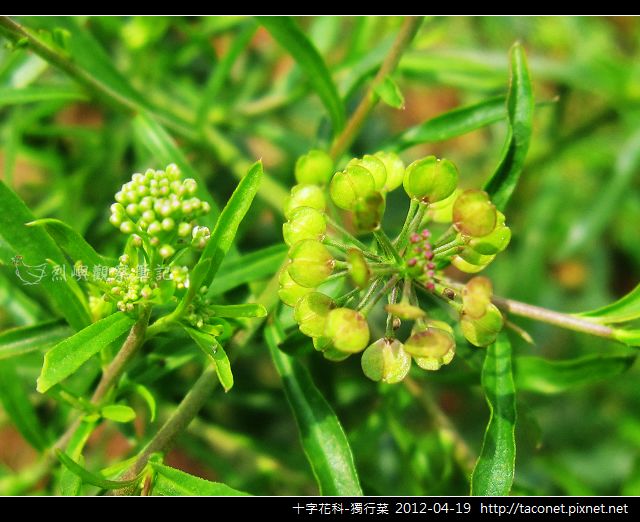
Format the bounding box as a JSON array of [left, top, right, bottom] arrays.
[[278, 268, 314, 307], [403, 156, 458, 203], [191, 226, 210, 249], [347, 248, 370, 289], [329, 165, 376, 210], [147, 221, 162, 235], [451, 254, 494, 274], [452, 189, 497, 237], [120, 221, 135, 234], [162, 217, 175, 231], [283, 206, 327, 246], [287, 239, 334, 288], [159, 244, 175, 259], [115, 191, 126, 203], [354, 191, 386, 232], [348, 155, 387, 190], [141, 210, 155, 223], [284, 184, 326, 219], [295, 149, 334, 185], [131, 234, 143, 247], [139, 197, 153, 211], [178, 222, 192, 237], [126, 203, 139, 217], [375, 151, 405, 192], [460, 303, 504, 347], [109, 214, 123, 227], [183, 178, 197, 196], [361, 338, 411, 384], [166, 163, 180, 180], [385, 303, 426, 320], [324, 308, 370, 354], [294, 292, 334, 337]]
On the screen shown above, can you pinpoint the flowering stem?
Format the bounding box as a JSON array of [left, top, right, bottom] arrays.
[[360, 276, 399, 316], [394, 199, 418, 249], [374, 229, 403, 266], [325, 215, 370, 252]]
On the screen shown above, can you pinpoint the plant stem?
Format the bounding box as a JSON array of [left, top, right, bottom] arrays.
[[394, 199, 418, 249], [329, 16, 424, 161], [374, 229, 403, 265], [360, 276, 399, 316], [325, 215, 370, 252], [386, 285, 399, 337]]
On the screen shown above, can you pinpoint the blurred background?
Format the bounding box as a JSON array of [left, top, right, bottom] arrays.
[[1, 16, 639, 495]]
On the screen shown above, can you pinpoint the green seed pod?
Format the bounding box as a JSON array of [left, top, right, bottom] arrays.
[[295, 149, 334, 185], [424, 319, 454, 334], [452, 189, 497, 237], [468, 211, 511, 254], [462, 276, 493, 319], [458, 246, 496, 266], [385, 303, 426, 320], [283, 206, 327, 246], [324, 308, 370, 354], [329, 165, 376, 210], [460, 302, 504, 347], [312, 336, 332, 352], [428, 188, 460, 223], [375, 151, 405, 192], [278, 268, 314, 307], [414, 347, 455, 371], [348, 155, 387, 190], [354, 191, 386, 232], [323, 347, 351, 362], [284, 184, 326, 219], [294, 292, 334, 337], [347, 248, 370, 289], [403, 156, 458, 203], [361, 338, 411, 384], [404, 328, 455, 359], [287, 239, 334, 288], [451, 254, 495, 274]]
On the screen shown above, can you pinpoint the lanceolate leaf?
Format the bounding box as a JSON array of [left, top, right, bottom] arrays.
[[184, 327, 234, 392], [577, 282, 640, 324], [483, 43, 534, 211], [37, 312, 135, 393], [374, 75, 405, 109], [0, 85, 87, 107], [0, 181, 91, 331], [514, 354, 636, 394], [55, 450, 140, 490], [58, 417, 97, 496], [266, 323, 363, 496], [0, 319, 71, 360], [27, 218, 116, 268], [199, 161, 263, 287], [471, 332, 516, 496], [257, 16, 345, 133], [150, 462, 249, 496], [209, 304, 267, 318]]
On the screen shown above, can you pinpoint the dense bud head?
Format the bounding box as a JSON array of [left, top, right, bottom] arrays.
[[361, 338, 411, 384], [284, 184, 326, 219], [329, 165, 376, 210], [324, 308, 370, 353], [283, 206, 327, 246], [374, 151, 405, 192], [294, 292, 334, 337], [347, 155, 387, 190], [295, 149, 334, 185], [287, 239, 334, 288], [453, 189, 497, 237], [347, 248, 370, 289], [354, 191, 386, 232], [461, 302, 504, 347], [403, 156, 458, 203], [278, 268, 314, 307]]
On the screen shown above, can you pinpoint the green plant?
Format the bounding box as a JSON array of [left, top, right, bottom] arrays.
[[1, 16, 639, 497]]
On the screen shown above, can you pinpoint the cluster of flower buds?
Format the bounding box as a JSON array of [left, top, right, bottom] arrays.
[[109, 164, 211, 258], [279, 149, 512, 384], [101, 255, 157, 312]]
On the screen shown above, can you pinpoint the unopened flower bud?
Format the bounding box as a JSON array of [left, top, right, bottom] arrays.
[[159, 244, 175, 259]]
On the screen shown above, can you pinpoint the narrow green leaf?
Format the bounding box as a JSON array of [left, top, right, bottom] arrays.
[[374, 75, 405, 109], [100, 404, 136, 423], [0, 359, 49, 450], [0, 85, 87, 107], [27, 218, 116, 268], [613, 328, 640, 347], [0, 181, 91, 331], [265, 323, 363, 496], [0, 319, 71, 360], [577, 282, 640, 324], [184, 327, 234, 392], [58, 417, 97, 496], [257, 16, 345, 132], [150, 462, 249, 496], [210, 304, 267, 318], [210, 244, 287, 295], [391, 96, 506, 151], [37, 312, 135, 393], [471, 332, 516, 496], [55, 450, 140, 490], [200, 161, 263, 287], [483, 42, 534, 211], [514, 354, 636, 394], [130, 384, 157, 422]]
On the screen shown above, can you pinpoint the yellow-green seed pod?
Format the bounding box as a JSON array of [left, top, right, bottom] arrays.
[[329, 165, 376, 210], [428, 188, 460, 223], [458, 246, 496, 266], [284, 184, 326, 219], [324, 308, 370, 354], [452, 189, 497, 237], [323, 347, 351, 362], [385, 303, 426, 320], [347, 248, 370, 289], [403, 156, 458, 203], [460, 303, 504, 347], [414, 347, 456, 371], [354, 191, 386, 232], [313, 336, 332, 352], [361, 338, 411, 384], [462, 276, 493, 319], [278, 268, 314, 307], [287, 239, 334, 288], [283, 206, 327, 246], [375, 151, 405, 192], [294, 292, 334, 338], [348, 155, 387, 190], [468, 212, 511, 255], [451, 254, 495, 274], [404, 328, 455, 359], [295, 149, 334, 185]]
